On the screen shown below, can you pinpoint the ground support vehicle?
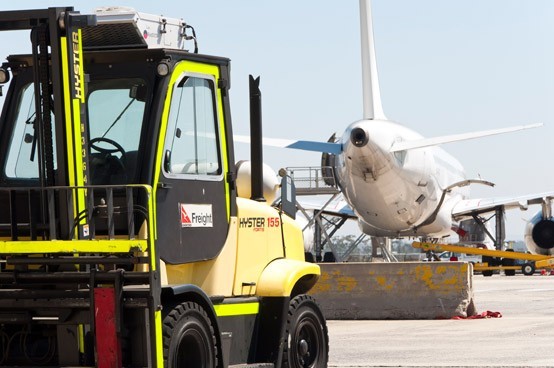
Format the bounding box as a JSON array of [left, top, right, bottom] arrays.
[[413, 241, 554, 276], [0, 7, 328, 367]]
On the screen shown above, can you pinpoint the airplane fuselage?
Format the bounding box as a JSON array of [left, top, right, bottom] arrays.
[[334, 119, 469, 238]]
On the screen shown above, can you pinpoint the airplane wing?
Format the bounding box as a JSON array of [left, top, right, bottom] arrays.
[[390, 123, 541, 152], [236, 123, 540, 155], [234, 134, 342, 154], [451, 191, 554, 220]]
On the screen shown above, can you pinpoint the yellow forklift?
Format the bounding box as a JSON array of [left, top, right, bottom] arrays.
[[0, 7, 328, 367]]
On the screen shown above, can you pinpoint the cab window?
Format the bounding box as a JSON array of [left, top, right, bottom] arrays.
[[5, 83, 56, 179], [87, 78, 146, 184], [164, 76, 221, 177]]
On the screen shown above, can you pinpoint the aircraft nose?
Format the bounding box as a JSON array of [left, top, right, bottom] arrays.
[[350, 127, 369, 147]]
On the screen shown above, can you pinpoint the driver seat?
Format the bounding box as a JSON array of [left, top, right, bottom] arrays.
[[90, 152, 126, 185]]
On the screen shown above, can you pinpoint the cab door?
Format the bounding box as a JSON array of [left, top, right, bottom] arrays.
[[155, 61, 230, 264]]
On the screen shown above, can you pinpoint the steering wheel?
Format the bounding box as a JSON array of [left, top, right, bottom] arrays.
[[89, 137, 128, 184], [89, 137, 127, 162]]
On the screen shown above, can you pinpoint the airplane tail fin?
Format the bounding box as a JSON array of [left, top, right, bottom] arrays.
[[360, 0, 386, 121], [389, 123, 542, 152]]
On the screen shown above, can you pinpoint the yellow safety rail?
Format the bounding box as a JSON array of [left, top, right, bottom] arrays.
[[412, 241, 552, 262]]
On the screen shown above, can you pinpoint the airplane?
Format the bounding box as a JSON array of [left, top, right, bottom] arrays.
[[237, 0, 554, 256]]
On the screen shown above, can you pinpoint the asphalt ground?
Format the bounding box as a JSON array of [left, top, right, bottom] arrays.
[[327, 274, 554, 367]]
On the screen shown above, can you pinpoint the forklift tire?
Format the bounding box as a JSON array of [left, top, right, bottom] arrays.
[[522, 263, 535, 276], [163, 301, 217, 368], [283, 294, 329, 368]]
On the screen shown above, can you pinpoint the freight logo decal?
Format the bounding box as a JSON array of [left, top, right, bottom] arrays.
[[180, 204, 213, 228], [239, 217, 280, 232]]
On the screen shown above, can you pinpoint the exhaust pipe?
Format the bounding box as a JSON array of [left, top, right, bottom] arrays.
[[249, 75, 265, 202]]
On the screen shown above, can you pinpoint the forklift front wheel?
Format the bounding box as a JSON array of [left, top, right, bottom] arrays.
[[163, 301, 217, 368], [283, 294, 329, 368]]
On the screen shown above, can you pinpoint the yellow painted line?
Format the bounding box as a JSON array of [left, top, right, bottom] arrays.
[[69, 30, 87, 228], [71, 97, 86, 225], [215, 82, 230, 220], [78, 324, 85, 354], [60, 37, 76, 187], [78, 29, 85, 104], [154, 310, 164, 368], [61, 37, 80, 227], [0, 239, 146, 254], [146, 190, 157, 271], [213, 302, 259, 317]]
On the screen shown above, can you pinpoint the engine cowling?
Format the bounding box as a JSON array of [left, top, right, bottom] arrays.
[[320, 133, 338, 186], [524, 211, 554, 255]]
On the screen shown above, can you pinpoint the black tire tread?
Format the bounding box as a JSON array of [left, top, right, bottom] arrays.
[[162, 301, 218, 368], [282, 294, 329, 368]]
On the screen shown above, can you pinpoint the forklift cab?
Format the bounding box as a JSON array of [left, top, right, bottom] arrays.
[[0, 8, 234, 264]]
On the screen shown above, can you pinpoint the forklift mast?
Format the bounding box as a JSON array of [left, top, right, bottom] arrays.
[[0, 8, 95, 240]]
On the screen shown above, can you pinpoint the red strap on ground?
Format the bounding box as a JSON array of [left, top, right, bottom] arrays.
[[451, 311, 502, 320]]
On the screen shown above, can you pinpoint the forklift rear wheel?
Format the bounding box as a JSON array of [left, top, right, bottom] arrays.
[[283, 294, 329, 368], [522, 263, 535, 276], [163, 301, 217, 368]]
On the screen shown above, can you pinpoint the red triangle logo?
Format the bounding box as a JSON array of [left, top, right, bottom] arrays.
[[181, 205, 191, 224]]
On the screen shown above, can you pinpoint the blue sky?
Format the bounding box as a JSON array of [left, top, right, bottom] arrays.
[[2, 0, 553, 240]]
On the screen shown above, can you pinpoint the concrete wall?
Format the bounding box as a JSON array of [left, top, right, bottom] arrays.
[[308, 262, 474, 320]]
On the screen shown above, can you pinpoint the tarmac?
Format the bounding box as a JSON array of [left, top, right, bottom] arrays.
[[327, 274, 554, 367]]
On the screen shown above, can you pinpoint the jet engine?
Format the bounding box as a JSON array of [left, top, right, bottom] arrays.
[[524, 211, 554, 256], [320, 133, 338, 186]]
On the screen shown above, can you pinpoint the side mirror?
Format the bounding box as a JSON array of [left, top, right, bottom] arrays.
[[280, 174, 296, 219], [129, 84, 147, 102], [164, 149, 171, 173]]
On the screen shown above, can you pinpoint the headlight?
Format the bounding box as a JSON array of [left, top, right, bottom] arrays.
[[0, 68, 10, 84]]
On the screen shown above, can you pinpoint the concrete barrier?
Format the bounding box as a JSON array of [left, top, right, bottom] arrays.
[[308, 262, 474, 320]]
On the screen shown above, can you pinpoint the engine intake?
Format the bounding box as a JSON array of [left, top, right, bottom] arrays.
[[350, 127, 369, 147], [524, 211, 554, 255]]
